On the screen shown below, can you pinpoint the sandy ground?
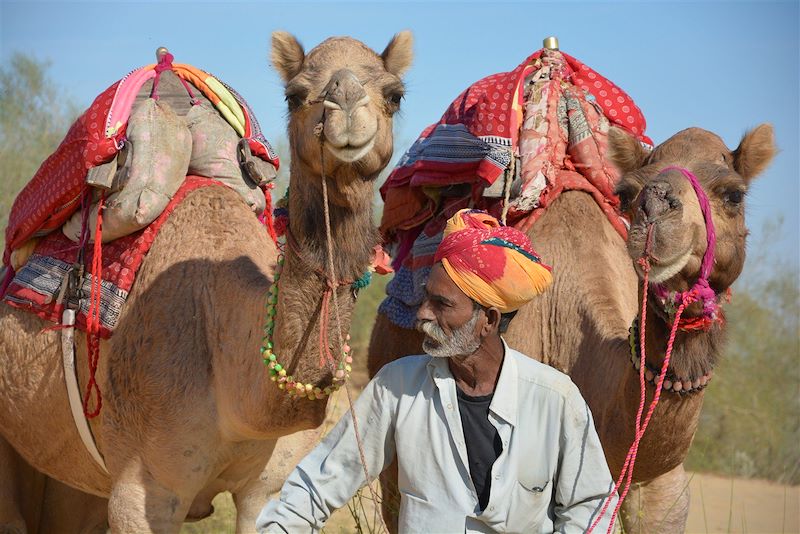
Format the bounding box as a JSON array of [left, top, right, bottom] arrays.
[[686, 472, 799, 534]]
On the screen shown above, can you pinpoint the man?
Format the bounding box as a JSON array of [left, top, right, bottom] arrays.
[[257, 209, 617, 533]]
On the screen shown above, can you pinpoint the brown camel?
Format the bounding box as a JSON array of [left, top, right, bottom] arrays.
[[0, 31, 412, 533], [368, 124, 776, 533]]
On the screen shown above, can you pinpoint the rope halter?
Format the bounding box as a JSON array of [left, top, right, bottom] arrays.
[[650, 166, 721, 322]]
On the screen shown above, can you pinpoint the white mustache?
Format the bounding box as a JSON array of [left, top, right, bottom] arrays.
[[417, 320, 446, 343]]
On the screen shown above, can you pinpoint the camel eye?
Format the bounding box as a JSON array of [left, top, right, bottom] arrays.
[[723, 189, 744, 206], [384, 90, 404, 112], [615, 183, 639, 212], [285, 90, 307, 112]]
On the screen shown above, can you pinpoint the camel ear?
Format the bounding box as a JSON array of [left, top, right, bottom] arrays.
[[733, 123, 777, 183], [271, 31, 305, 83], [607, 126, 650, 174], [381, 31, 413, 77]]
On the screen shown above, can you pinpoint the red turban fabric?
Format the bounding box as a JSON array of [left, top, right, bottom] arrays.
[[434, 209, 552, 313]]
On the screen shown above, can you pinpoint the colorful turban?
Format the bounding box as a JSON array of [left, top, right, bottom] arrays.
[[434, 209, 552, 313]]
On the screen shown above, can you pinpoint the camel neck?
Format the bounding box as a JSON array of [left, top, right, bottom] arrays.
[[286, 165, 376, 282], [262, 163, 377, 418], [641, 299, 725, 386]]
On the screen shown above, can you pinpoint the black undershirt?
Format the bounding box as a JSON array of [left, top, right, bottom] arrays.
[[456, 387, 503, 511]]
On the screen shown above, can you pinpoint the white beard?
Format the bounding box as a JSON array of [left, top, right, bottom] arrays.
[[418, 308, 481, 359]]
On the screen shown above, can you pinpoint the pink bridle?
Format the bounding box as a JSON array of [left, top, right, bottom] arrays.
[[588, 165, 721, 533], [651, 166, 720, 319]]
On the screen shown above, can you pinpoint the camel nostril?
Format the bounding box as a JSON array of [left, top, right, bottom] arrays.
[[323, 69, 368, 114], [640, 180, 676, 220]]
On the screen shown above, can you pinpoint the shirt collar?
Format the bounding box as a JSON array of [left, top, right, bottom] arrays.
[[490, 338, 518, 427], [425, 338, 518, 427]]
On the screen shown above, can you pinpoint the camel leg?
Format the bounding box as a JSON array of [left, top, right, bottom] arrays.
[[0, 434, 108, 534], [0, 436, 35, 534], [38, 478, 108, 534], [107, 459, 195, 534], [377, 460, 400, 534], [232, 429, 323, 534], [619, 463, 690, 534]]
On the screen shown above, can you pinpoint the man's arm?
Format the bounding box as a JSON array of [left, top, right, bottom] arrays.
[[553, 385, 618, 533], [256, 371, 397, 533]]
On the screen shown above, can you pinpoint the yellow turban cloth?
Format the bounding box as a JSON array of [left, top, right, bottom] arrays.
[[434, 209, 553, 313]]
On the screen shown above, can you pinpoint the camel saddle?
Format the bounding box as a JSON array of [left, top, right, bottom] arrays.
[[1, 55, 281, 337], [379, 47, 652, 328]]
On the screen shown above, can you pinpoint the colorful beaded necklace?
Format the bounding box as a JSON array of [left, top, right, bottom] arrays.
[[260, 251, 357, 400]]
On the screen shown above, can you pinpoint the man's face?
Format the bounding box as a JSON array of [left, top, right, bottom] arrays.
[[416, 263, 483, 358]]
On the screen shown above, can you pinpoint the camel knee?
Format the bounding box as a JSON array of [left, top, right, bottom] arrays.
[[108, 478, 190, 534], [620, 464, 690, 534]]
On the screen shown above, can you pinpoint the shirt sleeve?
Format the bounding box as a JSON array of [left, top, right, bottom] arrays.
[[255, 370, 397, 533], [552, 384, 618, 534]]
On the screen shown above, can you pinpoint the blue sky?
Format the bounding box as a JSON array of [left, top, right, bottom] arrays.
[[2, 1, 798, 267]]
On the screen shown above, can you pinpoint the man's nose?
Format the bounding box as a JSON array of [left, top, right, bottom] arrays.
[[417, 299, 434, 322]]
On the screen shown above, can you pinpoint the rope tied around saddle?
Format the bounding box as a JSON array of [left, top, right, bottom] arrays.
[[80, 189, 106, 419]]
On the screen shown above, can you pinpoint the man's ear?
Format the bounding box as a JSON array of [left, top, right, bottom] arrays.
[[482, 307, 502, 337]]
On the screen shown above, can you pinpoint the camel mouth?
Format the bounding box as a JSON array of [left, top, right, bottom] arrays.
[[636, 245, 694, 284], [325, 138, 376, 163]]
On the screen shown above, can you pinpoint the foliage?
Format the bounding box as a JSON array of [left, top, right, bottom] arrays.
[[686, 221, 800, 484], [0, 53, 78, 249]]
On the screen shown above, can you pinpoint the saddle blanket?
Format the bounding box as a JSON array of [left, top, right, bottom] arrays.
[[378, 47, 652, 329], [2, 177, 230, 338]]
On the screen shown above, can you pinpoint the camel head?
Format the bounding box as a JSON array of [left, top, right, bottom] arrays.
[[610, 125, 776, 298], [271, 31, 412, 191]]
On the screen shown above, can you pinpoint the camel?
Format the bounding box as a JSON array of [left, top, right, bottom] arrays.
[[0, 30, 413, 533], [367, 124, 776, 533]]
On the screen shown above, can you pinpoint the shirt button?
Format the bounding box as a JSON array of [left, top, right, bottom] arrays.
[[447, 403, 453, 410], [495, 474, 500, 480], [489, 505, 495, 511]]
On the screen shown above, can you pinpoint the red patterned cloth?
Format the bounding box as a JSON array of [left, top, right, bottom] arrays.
[[380, 48, 651, 239], [4, 83, 123, 264], [378, 48, 651, 329], [3, 177, 224, 338]]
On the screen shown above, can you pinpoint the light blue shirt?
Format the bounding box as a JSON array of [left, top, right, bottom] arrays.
[[257, 342, 617, 533]]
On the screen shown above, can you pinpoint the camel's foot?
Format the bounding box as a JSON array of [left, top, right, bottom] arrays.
[[620, 463, 690, 534]]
